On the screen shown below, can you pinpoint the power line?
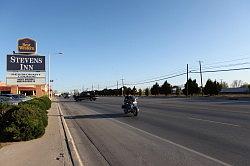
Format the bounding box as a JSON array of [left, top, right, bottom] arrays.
[[202, 62, 250, 70], [126, 72, 186, 86], [202, 56, 250, 67], [190, 67, 250, 74], [127, 68, 186, 85]]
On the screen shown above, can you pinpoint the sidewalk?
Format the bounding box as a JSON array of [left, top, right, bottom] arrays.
[[0, 102, 72, 166]]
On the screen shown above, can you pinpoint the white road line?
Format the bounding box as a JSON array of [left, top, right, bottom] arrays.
[[58, 103, 84, 166], [87, 109, 231, 166], [188, 117, 241, 127]]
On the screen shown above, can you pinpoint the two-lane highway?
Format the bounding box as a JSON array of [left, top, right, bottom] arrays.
[[59, 97, 250, 166]]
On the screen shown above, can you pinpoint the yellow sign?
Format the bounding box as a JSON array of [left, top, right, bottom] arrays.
[[17, 38, 36, 54]]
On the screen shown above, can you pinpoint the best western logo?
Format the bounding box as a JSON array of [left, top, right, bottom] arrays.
[[18, 38, 36, 53]]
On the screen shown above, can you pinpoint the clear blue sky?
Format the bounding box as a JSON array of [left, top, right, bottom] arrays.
[[1, 0, 250, 91]]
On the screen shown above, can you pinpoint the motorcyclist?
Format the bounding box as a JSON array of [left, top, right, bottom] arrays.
[[123, 95, 135, 109]]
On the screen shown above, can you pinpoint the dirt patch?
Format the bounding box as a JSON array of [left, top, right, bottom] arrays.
[[0, 142, 12, 149]]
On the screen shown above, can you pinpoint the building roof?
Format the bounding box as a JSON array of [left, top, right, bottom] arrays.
[[220, 87, 249, 93]]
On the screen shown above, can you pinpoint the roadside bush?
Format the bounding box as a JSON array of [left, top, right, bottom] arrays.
[[0, 96, 51, 141], [19, 96, 51, 113]]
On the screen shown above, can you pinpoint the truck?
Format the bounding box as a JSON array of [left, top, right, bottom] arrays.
[[73, 91, 97, 101]]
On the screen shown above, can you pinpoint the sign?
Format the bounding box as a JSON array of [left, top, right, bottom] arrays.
[[6, 72, 46, 78], [6, 71, 46, 85], [6, 77, 46, 85], [7, 54, 45, 71], [18, 38, 36, 54]]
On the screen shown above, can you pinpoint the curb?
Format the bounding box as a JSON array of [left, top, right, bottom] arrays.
[[57, 103, 84, 166]]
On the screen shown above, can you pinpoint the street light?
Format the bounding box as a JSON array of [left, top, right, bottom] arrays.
[[48, 52, 63, 99]]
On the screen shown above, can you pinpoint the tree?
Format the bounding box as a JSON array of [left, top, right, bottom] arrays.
[[138, 89, 142, 96], [125, 87, 132, 95], [172, 86, 181, 95], [160, 81, 172, 95], [203, 79, 221, 96], [241, 83, 250, 88], [144, 88, 150, 96], [231, 80, 243, 88], [132, 86, 137, 95], [151, 82, 160, 95], [182, 79, 200, 96], [220, 81, 228, 88]]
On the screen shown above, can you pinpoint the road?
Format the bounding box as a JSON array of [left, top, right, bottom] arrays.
[[58, 97, 250, 166]]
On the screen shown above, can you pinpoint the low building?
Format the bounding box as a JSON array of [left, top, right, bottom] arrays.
[[0, 82, 48, 96], [220, 87, 250, 94]]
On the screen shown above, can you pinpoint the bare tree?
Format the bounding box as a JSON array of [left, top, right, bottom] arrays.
[[231, 80, 243, 88], [220, 81, 228, 88]]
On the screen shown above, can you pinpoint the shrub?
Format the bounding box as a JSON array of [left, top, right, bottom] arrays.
[[19, 96, 51, 112], [0, 106, 45, 141], [0, 96, 51, 141]]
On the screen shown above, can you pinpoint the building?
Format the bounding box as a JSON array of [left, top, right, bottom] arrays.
[[0, 81, 48, 96], [220, 87, 250, 94]]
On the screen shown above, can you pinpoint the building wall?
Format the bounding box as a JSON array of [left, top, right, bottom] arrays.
[[0, 82, 47, 96]]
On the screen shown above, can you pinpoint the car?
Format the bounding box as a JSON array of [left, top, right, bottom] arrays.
[[73, 92, 97, 101], [0, 94, 32, 105], [0, 95, 20, 105]]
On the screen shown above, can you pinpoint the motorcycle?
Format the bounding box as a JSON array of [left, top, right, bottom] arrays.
[[122, 96, 139, 116]]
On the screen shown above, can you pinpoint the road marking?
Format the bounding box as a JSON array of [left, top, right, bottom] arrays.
[[58, 103, 84, 166], [188, 117, 241, 127], [86, 109, 231, 166]]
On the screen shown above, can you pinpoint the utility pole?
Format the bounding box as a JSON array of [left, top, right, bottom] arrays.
[[92, 84, 94, 91], [82, 84, 84, 92], [186, 64, 189, 97], [48, 53, 51, 98], [121, 77, 124, 96], [199, 61, 203, 96], [98, 84, 100, 91], [117, 81, 119, 96]]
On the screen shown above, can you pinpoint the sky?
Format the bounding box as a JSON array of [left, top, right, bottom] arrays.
[[1, 0, 250, 92]]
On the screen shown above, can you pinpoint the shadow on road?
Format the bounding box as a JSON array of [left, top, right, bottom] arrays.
[[64, 113, 132, 119], [53, 99, 76, 103]]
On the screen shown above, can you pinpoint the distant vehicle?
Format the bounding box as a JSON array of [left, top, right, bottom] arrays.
[[61, 93, 70, 98], [54, 93, 61, 97], [73, 92, 97, 101]]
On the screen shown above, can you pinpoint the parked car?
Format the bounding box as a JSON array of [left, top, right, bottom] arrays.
[[0, 94, 32, 105], [0, 96, 20, 105]]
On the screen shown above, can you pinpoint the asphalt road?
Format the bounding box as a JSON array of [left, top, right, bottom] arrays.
[[59, 97, 250, 166]]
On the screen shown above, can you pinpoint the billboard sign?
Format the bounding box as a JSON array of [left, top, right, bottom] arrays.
[[7, 54, 45, 71], [18, 38, 36, 54]]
